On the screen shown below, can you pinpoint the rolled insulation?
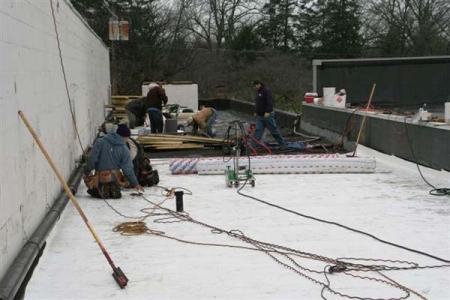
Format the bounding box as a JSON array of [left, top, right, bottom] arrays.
[[169, 157, 201, 174], [169, 154, 376, 175]]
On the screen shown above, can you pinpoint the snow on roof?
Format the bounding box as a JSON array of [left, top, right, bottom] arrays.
[[25, 146, 450, 300]]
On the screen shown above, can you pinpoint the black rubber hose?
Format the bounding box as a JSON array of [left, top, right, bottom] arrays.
[[0, 165, 84, 300]]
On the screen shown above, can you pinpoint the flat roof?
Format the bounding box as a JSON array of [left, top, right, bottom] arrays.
[[25, 146, 450, 299]]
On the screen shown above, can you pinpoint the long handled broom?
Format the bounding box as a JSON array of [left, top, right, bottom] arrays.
[[349, 83, 377, 157], [18, 111, 129, 289]]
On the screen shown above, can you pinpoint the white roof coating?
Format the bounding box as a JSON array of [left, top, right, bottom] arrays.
[[25, 146, 450, 300]]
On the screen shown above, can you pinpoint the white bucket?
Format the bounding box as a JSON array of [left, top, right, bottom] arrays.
[[445, 102, 450, 123], [323, 87, 335, 107]]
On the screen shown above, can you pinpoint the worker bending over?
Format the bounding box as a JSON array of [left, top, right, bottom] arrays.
[[125, 97, 145, 129], [83, 124, 144, 199], [187, 106, 218, 137]]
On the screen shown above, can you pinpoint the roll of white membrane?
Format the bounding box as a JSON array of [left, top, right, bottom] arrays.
[[169, 154, 376, 175]]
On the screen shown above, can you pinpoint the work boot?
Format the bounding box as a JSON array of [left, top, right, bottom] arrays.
[[87, 188, 102, 199], [101, 184, 111, 199], [109, 183, 122, 199]]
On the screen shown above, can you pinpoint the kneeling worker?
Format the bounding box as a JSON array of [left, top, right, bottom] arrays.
[[83, 124, 144, 199], [187, 106, 218, 137]]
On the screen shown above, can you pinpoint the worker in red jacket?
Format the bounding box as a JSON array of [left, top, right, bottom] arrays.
[[143, 82, 168, 133]]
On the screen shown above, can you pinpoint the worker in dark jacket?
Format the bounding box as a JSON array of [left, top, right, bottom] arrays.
[[251, 79, 285, 149], [143, 82, 168, 133], [126, 138, 159, 187], [83, 124, 144, 199], [125, 97, 145, 129]]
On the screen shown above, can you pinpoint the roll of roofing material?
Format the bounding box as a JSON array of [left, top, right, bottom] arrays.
[[169, 154, 376, 175], [169, 155, 336, 175], [169, 158, 201, 174]]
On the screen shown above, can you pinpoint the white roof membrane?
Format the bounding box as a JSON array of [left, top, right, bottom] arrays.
[[25, 146, 450, 300]]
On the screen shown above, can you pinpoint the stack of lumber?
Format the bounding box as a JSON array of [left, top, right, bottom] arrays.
[[111, 96, 131, 106], [136, 134, 227, 150], [105, 105, 127, 119], [105, 95, 141, 119]]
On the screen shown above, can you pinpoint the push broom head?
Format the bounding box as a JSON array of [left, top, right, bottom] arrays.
[[112, 267, 129, 289]]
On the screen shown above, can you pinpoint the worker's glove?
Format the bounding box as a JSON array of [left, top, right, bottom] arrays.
[[264, 112, 270, 118], [134, 184, 144, 193]]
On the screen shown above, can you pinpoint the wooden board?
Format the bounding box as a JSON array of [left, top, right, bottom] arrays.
[[121, 95, 142, 99], [106, 106, 127, 110], [112, 101, 129, 106], [139, 141, 183, 145], [143, 143, 204, 150], [136, 133, 232, 151], [137, 134, 225, 144]]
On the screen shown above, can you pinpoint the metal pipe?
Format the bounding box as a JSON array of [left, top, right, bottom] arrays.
[[0, 165, 85, 300]]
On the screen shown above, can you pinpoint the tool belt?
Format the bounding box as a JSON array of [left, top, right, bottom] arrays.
[[83, 169, 130, 190]]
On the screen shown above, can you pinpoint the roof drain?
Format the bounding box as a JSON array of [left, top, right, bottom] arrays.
[[0, 164, 85, 300]]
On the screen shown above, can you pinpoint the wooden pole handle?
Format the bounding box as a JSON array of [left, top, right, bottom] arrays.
[[18, 111, 102, 242], [353, 84, 376, 155]]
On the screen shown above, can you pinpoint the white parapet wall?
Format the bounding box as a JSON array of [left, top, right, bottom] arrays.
[[0, 0, 110, 280]]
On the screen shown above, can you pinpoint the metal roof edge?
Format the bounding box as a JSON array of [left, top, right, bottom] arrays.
[[313, 55, 450, 66]]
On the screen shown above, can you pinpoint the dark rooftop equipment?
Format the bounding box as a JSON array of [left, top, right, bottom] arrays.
[[313, 56, 450, 109]]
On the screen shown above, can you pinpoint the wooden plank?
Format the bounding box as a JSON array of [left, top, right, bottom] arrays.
[[138, 138, 222, 145], [121, 95, 142, 99], [138, 134, 225, 143], [138, 141, 183, 145], [143, 143, 204, 150], [112, 99, 130, 106], [105, 105, 128, 111]]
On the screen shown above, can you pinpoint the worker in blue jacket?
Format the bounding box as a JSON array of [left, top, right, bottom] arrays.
[[251, 79, 285, 149], [83, 124, 144, 199]]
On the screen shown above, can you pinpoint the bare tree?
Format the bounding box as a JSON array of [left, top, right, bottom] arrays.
[[365, 0, 450, 55], [408, 0, 450, 54], [185, 0, 261, 49]]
